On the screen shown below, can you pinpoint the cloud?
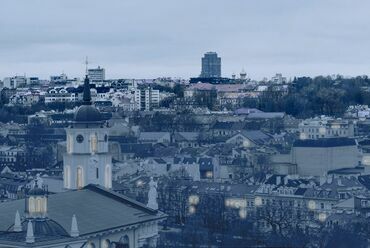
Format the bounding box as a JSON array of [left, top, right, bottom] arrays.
[[0, 0, 370, 80]]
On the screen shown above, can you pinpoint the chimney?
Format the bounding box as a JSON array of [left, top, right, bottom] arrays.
[[26, 220, 35, 243], [13, 210, 22, 232], [70, 214, 79, 237]]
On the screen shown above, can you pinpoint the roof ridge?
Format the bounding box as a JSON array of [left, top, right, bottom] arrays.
[[83, 184, 158, 215]]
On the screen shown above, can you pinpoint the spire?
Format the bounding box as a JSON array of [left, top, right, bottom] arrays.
[[26, 220, 35, 243], [82, 75, 92, 105], [70, 214, 79, 237], [13, 210, 22, 232], [85, 56, 89, 75]]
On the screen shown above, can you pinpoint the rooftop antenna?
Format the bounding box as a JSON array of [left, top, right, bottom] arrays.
[[85, 56, 89, 75]]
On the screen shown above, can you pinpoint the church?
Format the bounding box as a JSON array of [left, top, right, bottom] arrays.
[[0, 75, 166, 248]]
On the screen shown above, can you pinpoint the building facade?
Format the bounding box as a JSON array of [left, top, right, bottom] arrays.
[[299, 116, 354, 140], [63, 76, 112, 190], [88, 66, 105, 82], [200, 52, 221, 78]]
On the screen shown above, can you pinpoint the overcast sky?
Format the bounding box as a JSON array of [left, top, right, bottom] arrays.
[[1, 0, 370, 80]]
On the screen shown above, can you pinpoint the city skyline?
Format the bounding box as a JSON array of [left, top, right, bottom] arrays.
[[1, 0, 370, 80]]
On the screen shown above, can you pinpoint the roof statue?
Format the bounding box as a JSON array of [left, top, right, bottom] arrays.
[[33, 173, 44, 189], [147, 177, 158, 210], [25, 220, 35, 244], [13, 210, 22, 232], [70, 214, 79, 237]]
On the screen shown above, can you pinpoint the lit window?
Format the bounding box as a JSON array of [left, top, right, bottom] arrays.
[[105, 165, 111, 188], [36, 198, 42, 212], [64, 166, 70, 188], [29, 197, 35, 213], [77, 167, 83, 189], [90, 134, 98, 153]]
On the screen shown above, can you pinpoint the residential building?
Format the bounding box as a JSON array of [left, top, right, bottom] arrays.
[[134, 88, 160, 111], [3, 76, 27, 89], [299, 116, 354, 140]]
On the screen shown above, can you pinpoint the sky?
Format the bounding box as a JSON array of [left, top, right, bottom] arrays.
[[1, 0, 370, 80]]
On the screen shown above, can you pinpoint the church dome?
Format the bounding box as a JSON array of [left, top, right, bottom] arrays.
[[6, 219, 69, 237], [73, 74, 103, 123], [20, 219, 69, 237], [74, 105, 102, 123], [28, 187, 45, 196]]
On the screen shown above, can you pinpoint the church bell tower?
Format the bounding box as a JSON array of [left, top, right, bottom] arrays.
[[63, 74, 112, 190]]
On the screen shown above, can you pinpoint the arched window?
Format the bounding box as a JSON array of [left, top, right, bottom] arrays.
[[67, 134, 73, 154], [43, 197, 47, 213], [87, 242, 96, 248], [90, 133, 98, 153], [105, 165, 111, 188], [64, 165, 70, 188], [77, 167, 84, 189], [29, 197, 35, 213], [36, 197, 42, 212], [102, 239, 110, 248], [119, 235, 129, 248]]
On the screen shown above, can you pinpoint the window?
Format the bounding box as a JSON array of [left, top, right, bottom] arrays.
[[64, 166, 70, 188], [90, 133, 98, 153], [36, 198, 42, 212], [102, 240, 110, 248], [29, 197, 35, 213], [96, 168, 99, 179], [76, 134, 84, 143], [119, 235, 129, 248], [105, 165, 111, 188], [77, 167, 83, 189]]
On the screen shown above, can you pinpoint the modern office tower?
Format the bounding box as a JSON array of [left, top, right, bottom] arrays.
[[200, 52, 221, 78], [88, 66, 105, 82]]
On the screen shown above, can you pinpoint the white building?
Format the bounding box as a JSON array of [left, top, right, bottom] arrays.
[[63, 76, 112, 190], [50, 73, 68, 84], [88, 66, 105, 82], [45, 87, 78, 103], [3, 76, 27, 89], [292, 138, 361, 177], [299, 116, 354, 140], [271, 73, 287, 84], [134, 88, 160, 111]]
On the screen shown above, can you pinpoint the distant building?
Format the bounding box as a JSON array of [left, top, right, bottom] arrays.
[[134, 88, 160, 111], [88, 66, 105, 82], [50, 73, 68, 84], [271, 73, 286, 84], [292, 138, 361, 176], [299, 116, 354, 140], [3, 76, 27, 89], [200, 52, 221, 78]]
